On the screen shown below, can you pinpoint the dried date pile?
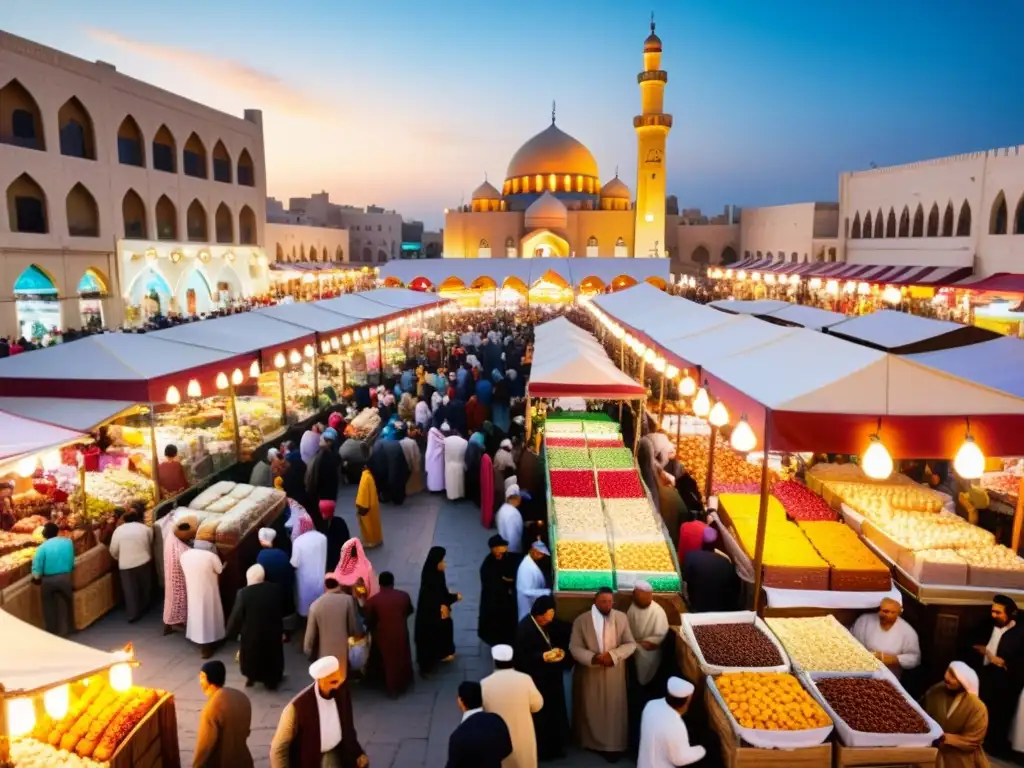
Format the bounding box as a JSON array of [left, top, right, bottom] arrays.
[[693, 623, 783, 667], [815, 677, 929, 734]]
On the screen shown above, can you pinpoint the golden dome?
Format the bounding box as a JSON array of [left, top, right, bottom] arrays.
[[471, 180, 501, 200], [506, 123, 599, 181], [600, 177, 630, 200], [645, 17, 662, 52], [525, 191, 568, 229]]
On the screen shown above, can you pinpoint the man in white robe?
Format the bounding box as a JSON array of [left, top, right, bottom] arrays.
[[851, 597, 921, 677], [497, 485, 525, 555], [516, 541, 551, 621], [291, 528, 328, 618], [443, 425, 468, 501], [180, 540, 225, 658], [425, 426, 446, 492], [627, 581, 670, 687], [481, 644, 543, 768], [638, 677, 706, 768]]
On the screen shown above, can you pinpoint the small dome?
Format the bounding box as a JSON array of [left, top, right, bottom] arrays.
[[525, 191, 568, 229], [472, 180, 501, 200], [506, 123, 598, 180], [600, 177, 630, 200], [644, 19, 662, 52]]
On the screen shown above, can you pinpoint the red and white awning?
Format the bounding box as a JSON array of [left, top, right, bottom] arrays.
[[717, 259, 972, 286]]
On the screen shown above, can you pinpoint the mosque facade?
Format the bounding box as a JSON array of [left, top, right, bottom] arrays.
[[442, 21, 672, 260]]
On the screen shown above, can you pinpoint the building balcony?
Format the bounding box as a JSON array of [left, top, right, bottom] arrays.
[[637, 70, 668, 84], [633, 114, 673, 129]]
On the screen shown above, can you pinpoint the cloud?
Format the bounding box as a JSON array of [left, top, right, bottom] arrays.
[[84, 27, 333, 118]]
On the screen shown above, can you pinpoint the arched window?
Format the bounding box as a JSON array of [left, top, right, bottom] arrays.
[[862, 212, 872, 239], [0, 79, 45, 150], [58, 97, 95, 160], [1015, 194, 1024, 235], [275, 243, 284, 262], [186, 199, 208, 242], [117, 115, 145, 167], [309, 246, 318, 262], [927, 203, 939, 236], [912, 204, 924, 237], [587, 236, 598, 246], [942, 202, 954, 237], [886, 208, 897, 238], [215, 203, 233, 243], [152, 125, 176, 173], [850, 212, 861, 239], [479, 239, 489, 248], [898, 206, 909, 237], [691, 246, 710, 265], [6, 173, 48, 233], [300, 244, 306, 261], [721, 246, 737, 265], [239, 205, 256, 244], [335, 245, 343, 261], [766, 252, 774, 260], [122, 189, 147, 238], [362, 246, 372, 262], [66, 183, 99, 237], [874, 209, 884, 238], [756, 250, 763, 258], [791, 252, 798, 263], [212, 141, 232, 183], [956, 200, 971, 236], [155, 195, 177, 240], [237, 149, 255, 187], [991, 192, 1008, 235], [291, 245, 296, 261], [183, 132, 207, 179], [616, 237, 626, 246]]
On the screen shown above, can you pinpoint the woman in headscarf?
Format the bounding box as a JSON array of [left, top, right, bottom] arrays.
[[425, 424, 447, 492], [494, 438, 516, 476], [225, 564, 284, 690], [482, 420, 505, 457], [415, 395, 432, 432], [466, 395, 487, 435], [306, 428, 340, 527], [414, 546, 460, 675], [922, 662, 989, 768], [515, 594, 569, 761], [399, 423, 424, 496], [334, 537, 378, 602], [464, 432, 486, 507], [398, 392, 416, 423], [282, 447, 317, 528], [355, 466, 383, 548], [369, 436, 411, 506], [507, 367, 526, 399]]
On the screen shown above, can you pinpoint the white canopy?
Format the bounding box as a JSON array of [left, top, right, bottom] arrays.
[[0, 411, 86, 463], [661, 315, 796, 369], [151, 311, 314, 353], [315, 293, 405, 319], [763, 304, 847, 330], [0, 398, 136, 432], [710, 299, 792, 316], [0, 610, 130, 694], [363, 287, 446, 309], [253, 302, 365, 334], [826, 310, 995, 352], [905, 336, 1024, 400]]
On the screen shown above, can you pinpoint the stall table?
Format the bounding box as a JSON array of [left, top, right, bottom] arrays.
[[832, 742, 936, 768], [110, 691, 181, 768]]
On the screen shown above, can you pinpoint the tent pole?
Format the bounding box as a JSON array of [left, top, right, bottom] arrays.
[[617, 337, 626, 424], [228, 384, 241, 461], [657, 375, 666, 429], [1013, 475, 1024, 554], [148, 405, 162, 505], [634, 399, 645, 457], [525, 393, 533, 444], [752, 412, 773, 615], [704, 425, 718, 500], [675, 389, 683, 447], [377, 331, 384, 386], [341, 359, 347, 393], [278, 371, 287, 427]]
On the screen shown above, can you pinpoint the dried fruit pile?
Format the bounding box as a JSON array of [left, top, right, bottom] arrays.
[[815, 677, 929, 734], [766, 616, 881, 672], [597, 470, 645, 499], [589, 447, 636, 469], [693, 623, 783, 668], [556, 540, 613, 571], [613, 541, 676, 572], [546, 448, 592, 469], [716, 672, 831, 731], [549, 470, 597, 498]]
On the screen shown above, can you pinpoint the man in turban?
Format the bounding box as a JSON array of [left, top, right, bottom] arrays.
[[923, 661, 988, 768], [478, 534, 520, 647], [256, 527, 296, 640]]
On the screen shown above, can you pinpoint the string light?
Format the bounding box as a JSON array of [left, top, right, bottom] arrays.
[[679, 370, 697, 397], [215, 373, 229, 390], [165, 386, 181, 405], [274, 352, 286, 369], [231, 369, 244, 386], [861, 423, 894, 480], [692, 385, 711, 418], [249, 361, 261, 379], [730, 415, 757, 452], [289, 350, 301, 365], [708, 399, 729, 428], [186, 379, 202, 398]]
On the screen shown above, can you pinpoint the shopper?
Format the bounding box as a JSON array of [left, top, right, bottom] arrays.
[[109, 503, 154, 622], [194, 660, 254, 768], [31, 522, 74, 636]]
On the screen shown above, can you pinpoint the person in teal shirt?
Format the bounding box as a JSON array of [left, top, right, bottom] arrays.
[[32, 523, 75, 636]]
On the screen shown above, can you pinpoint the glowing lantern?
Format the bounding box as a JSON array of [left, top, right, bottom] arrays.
[[15, 455, 37, 478], [862, 435, 894, 480], [825, 280, 839, 296], [41, 451, 61, 472], [165, 386, 181, 405], [342, 333, 352, 346], [274, 352, 286, 369], [249, 361, 261, 379], [679, 371, 697, 397], [643, 348, 655, 363], [764, 273, 776, 285], [730, 416, 757, 452], [737, 270, 747, 281], [109, 663, 133, 692], [186, 379, 202, 398], [857, 282, 871, 295], [304, 344, 315, 359], [665, 365, 679, 379], [215, 373, 228, 390], [809, 278, 823, 290], [708, 400, 729, 428], [320, 340, 331, 355], [302, 362, 313, 374], [954, 429, 985, 480], [882, 285, 902, 305], [44, 684, 70, 719], [692, 386, 711, 418], [653, 357, 666, 373], [289, 350, 301, 365], [231, 368, 244, 386], [330, 337, 340, 351], [7, 698, 35, 738], [751, 272, 761, 282]]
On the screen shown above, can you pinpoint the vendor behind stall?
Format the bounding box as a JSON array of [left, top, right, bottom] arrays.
[[850, 598, 921, 679], [158, 444, 189, 496]]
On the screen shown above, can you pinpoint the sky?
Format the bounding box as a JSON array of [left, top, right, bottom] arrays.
[[4, 0, 1022, 228]]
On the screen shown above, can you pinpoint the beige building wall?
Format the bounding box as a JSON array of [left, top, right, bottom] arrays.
[[336, 210, 402, 264], [673, 222, 739, 275], [265, 223, 350, 264], [740, 203, 820, 264], [0, 31, 267, 336]]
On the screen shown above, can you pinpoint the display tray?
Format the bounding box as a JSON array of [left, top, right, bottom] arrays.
[[829, 567, 892, 594], [681, 611, 790, 675], [762, 563, 830, 591], [832, 741, 937, 768], [110, 690, 181, 768]]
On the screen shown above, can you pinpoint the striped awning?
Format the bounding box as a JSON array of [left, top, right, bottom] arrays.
[[718, 259, 971, 286], [954, 273, 1024, 293], [268, 263, 358, 273]]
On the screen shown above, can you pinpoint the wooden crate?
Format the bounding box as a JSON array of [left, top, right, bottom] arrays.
[[1, 575, 44, 628], [833, 742, 937, 768], [676, 632, 707, 701], [705, 685, 832, 768], [110, 691, 181, 768], [72, 544, 114, 590], [74, 572, 116, 630]]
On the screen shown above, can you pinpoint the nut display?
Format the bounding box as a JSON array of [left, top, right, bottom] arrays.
[[549, 470, 597, 498], [552, 498, 606, 536], [589, 448, 636, 469], [597, 470, 645, 499], [766, 616, 881, 672], [692, 623, 783, 667], [556, 540, 612, 571], [716, 672, 831, 731], [815, 677, 929, 734], [957, 544, 1024, 570], [546, 448, 592, 469], [675, 435, 777, 496], [604, 499, 663, 537], [613, 541, 675, 572]]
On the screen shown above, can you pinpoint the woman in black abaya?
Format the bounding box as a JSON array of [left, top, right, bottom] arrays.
[[414, 546, 460, 675], [515, 595, 569, 760]]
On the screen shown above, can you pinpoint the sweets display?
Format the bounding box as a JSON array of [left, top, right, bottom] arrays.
[[715, 672, 831, 731], [551, 498, 605, 536], [549, 470, 597, 498], [692, 623, 784, 668], [188, 482, 285, 550], [597, 470, 645, 499], [545, 437, 588, 448], [772, 480, 838, 521], [799, 521, 891, 592], [675, 434, 776, 496], [588, 448, 636, 469], [556, 540, 613, 571], [814, 677, 928, 734], [546, 448, 591, 469], [766, 616, 881, 672], [613, 541, 675, 572], [604, 500, 663, 538]]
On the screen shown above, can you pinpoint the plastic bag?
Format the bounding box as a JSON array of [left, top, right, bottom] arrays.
[[348, 636, 369, 672]]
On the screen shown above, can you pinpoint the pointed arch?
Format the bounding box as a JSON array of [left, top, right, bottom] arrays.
[[927, 203, 939, 236], [691, 245, 710, 265], [885, 208, 897, 238], [127, 267, 171, 307], [186, 199, 208, 242], [956, 200, 971, 236], [912, 203, 924, 237], [58, 96, 95, 160], [991, 192, 1008, 235], [155, 195, 178, 240], [275, 243, 284, 262], [239, 205, 256, 244], [942, 202, 954, 237], [77, 268, 108, 296], [850, 212, 861, 239], [335, 245, 343, 261], [214, 202, 233, 243], [212, 140, 232, 183], [300, 244, 306, 261], [6, 173, 48, 233], [898, 206, 909, 237], [362, 246, 372, 262], [183, 132, 207, 178], [66, 183, 99, 237], [874, 208, 884, 238], [122, 189, 147, 238], [237, 148, 255, 187], [862, 211, 872, 239], [0, 79, 45, 150], [721, 246, 738, 265], [309, 246, 318, 262], [153, 124, 176, 173], [1015, 194, 1024, 235], [13, 264, 58, 295], [117, 115, 145, 166]]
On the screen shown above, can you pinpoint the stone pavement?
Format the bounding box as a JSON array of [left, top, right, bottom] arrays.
[[75, 485, 639, 767]]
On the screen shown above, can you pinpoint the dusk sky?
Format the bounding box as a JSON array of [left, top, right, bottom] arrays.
[[5, 1, 1022, 228]]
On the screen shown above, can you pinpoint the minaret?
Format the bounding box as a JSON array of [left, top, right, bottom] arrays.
[[633, 14, 672, 258]]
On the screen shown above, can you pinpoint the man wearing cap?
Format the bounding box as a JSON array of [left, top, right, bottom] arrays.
[[851, 597, 921, 679], [304, 574, 364, 679], [270, 656, 367, 768], [180, 540, 226, 659], [481, 645, 544, 768], [516, 541, 551, 621], [497, 484, 525, 555], [225, 565, 284, 690], [637, 677, 706, 768], [478, 534, 520, 647], [256, 527, 297, 640], [627, 581, 671, 749], [446, 680, 513, 768]]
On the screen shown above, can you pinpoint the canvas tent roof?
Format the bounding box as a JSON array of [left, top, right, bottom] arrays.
[[905, 336, 1024, 400], [762, 304, 847, 330], [826, 309, 998, 353], [253, 302, 365, 334], [0, 411, 86, 462], [315, 293, 407, 320], [362, 287, 446, 309], [710, 299, 792, 316], [661, 315, 796, 370], [151, 311, 315, 354], [0, 398, 136, 432]]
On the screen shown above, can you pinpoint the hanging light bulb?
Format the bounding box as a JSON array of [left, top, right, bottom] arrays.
[[304, 344, 315, 358], [165, 385, 181, 405], [15, 455, 37, 478], [708, 399, 729, 428], [882, 285, 901, 305], [274, 352, 286, 369], [862, 434, 894, 480], [730, 415, 757, 452], [679, 370, 697, 397], [215, 372, 229, 390], [186, 379, 202, 398], [809, 277, 823, 290], [342, 333, 352, 346], [109, 662, 133, 692], [41, 450, 61, 472], [249, 360, 260, 379], [289, 350, 301, 365], [692, 386, 711, 418], [43, 684, 70, 719], [643, 348, 655, 363], [330, 337, 340, 351], [653, 357, 666, 373], [954, 421, 985, 479], [231, 368, 243, 386], [7, 698, 35, 738], [302, 362, 313, 374], [665, 365, 679, 380], [320, 340, 331, 355]]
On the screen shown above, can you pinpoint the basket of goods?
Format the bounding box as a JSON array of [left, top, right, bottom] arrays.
[[765, 616, 881, 673], [709, 671, 833, 748], [799, 521, 891, 592], [682, 611, 789, 674], [807, 672, 941, 747], [0, 546, 37, 589]]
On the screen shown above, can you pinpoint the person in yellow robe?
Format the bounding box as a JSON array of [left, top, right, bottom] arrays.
[[356, 467, 383, 548], [922, 661, 990, 768]]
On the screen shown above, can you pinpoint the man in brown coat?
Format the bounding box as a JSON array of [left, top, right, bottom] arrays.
[[193, 660, 253, 768], [304, 574, 364, 673]]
